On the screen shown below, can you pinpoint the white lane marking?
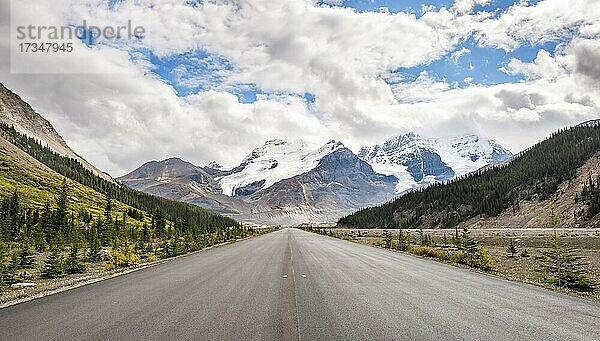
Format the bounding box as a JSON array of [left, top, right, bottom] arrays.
[[301, 274, 307, 278], [283, 274, 288, 278]]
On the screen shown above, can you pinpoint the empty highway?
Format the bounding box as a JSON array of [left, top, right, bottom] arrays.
[[1, 228, 598, 340]]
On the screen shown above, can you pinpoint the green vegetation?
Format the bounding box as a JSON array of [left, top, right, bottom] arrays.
[[537, 233, 597, 292], [103, 245, 140, 270], [0, 123, 268, 291], [506, 239, 518, 258], [339, 125, 600, 228], [0, 123, 237, 230], [302, 226, 494, 271]]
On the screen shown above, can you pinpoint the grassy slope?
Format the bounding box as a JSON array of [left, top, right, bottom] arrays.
[[0, 136, 146, 226]]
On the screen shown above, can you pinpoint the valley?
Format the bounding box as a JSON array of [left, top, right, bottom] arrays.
[[3, 1, 600, 339]]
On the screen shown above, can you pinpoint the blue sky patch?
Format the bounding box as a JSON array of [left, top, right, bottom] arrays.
[[318, 0, 454, 16], [389, 37, 559, 88], [317, 0, 527, 17], [131, 49, 234, 97]]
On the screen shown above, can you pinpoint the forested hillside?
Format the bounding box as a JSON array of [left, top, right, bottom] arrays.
[[0, 123, 251, 290], [339, 124, 600, 228], [0, 123, 237, 229]]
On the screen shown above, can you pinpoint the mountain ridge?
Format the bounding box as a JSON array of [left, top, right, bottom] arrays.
[[119, 132, 511, 224], [0, 83, 113, 181]]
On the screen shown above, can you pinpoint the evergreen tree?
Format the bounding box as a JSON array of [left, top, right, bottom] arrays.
[[32, 222, 46, 252], [87, 227, 102, 262], [506, 239, 518, 258], [65, 246, 85, 274], [54, 179, 69, 238], [538, 234, 597, 292], [396, 229, 410, 251], [43, 249, 64, 278], [104, 194, 112, 221], [8, 191, 19, 241], [383, 230, 392, 248], [41, 202, 53, 244], [19, 246, 35, 269], [460, 228, 478, 255]]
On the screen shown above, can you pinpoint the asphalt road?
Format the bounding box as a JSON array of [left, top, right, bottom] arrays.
[[1, 228, 599, 340]]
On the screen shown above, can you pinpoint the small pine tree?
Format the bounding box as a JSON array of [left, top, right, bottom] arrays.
[[43, 249, 64, 278], [460, 228, 478, 255], [88, 228, 102, 262], [506, 239, 518, 258], [418, 228, 426, 246], [65, 246, 85, 274], [53, 179, 69, 238], [538, 234, 597, 292], [383, 230, 392, 248], [19, 246, 35, 269], [452, 226, 460, 248], [1, 246, 17, 286], [33, 223, 46, 253], [397, 229, 410, 251]]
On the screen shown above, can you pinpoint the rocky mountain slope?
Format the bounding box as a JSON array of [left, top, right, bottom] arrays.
[[237, 148, 397, 224], [217, 139, 344, 196], [0, 83, 112, 181], [463, 152, 600, 229], [118, 157, 250, 214], [358, 133, 512, 193]]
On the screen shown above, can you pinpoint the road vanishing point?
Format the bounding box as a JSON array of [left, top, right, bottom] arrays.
[[1, 228, 599, 340]]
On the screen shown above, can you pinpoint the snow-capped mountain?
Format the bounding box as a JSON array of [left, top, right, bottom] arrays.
[[217, 139, 344, 196], [120, 133, 511, 224], [358, 133, 512, 193]]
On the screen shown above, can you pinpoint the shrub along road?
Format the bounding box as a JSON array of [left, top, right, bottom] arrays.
[[1, 228, 598, 340]]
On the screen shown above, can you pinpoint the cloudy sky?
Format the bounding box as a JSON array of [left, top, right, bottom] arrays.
[[1, 0, 599, 176]]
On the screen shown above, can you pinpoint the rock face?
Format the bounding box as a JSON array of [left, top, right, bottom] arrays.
[[0, 83, 113, 181], [358, 133, 512, 194]]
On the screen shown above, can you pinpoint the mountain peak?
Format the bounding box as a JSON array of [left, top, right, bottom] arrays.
[[163, 157, 187, 164], [207, 161, 223, 169], [358, 132, 512, 194], [219, 138, 345, 196]]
